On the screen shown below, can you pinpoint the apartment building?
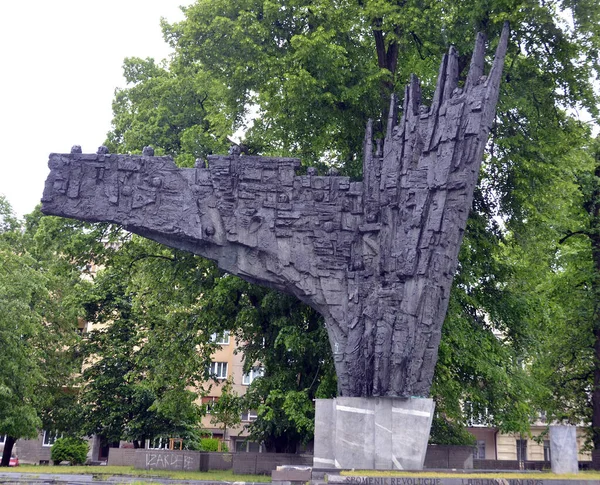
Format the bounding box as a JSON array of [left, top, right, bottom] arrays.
[[196, 330, 264, 452], [468, 417, 591, 464]]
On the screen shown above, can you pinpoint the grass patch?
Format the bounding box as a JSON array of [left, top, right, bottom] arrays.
[[2, 465, 271, 482], [340, 470, 600, 480]]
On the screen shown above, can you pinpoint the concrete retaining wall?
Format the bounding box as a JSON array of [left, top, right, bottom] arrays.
[[233, 453, 313, 475], [107, 448, 136, 466], [200, 452, 234, 471], [130, 449, 309, 474], [134, 449, 202, 471], [424, 445, 473, 469]]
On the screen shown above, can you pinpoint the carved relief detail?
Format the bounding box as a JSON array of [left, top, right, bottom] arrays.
[[41, 26, 509, 398]]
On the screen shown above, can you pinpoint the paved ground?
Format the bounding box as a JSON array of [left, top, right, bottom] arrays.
[[0, 472, 270, 485]]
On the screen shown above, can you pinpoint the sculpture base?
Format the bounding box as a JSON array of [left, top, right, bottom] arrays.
[[550, 425, 578, 474], [313, 397, 435, 470]]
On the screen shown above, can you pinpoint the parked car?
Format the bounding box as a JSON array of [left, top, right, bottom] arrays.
[[9, 456, 19, 467]]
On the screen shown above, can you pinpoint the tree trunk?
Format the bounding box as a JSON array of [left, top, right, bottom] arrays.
[[590, 159, 600, 452], [0, 436, 16, 467], [593, 316, 600, 452]]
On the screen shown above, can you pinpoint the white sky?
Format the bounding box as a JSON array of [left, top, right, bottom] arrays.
[[0, 1, 191, 218], [1, 3, 596, 219]]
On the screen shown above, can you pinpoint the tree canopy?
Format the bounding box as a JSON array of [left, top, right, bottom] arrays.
[[100, 0, 600, 449], [0, 199, 83, 466], [0, 0, 594, 455]]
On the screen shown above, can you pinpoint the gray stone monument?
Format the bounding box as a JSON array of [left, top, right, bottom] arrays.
[[550, 425, 579, 475], [41, 25, 509, 469]]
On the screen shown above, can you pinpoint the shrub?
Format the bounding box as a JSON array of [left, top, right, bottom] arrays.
[[51, 437, 89, 465], [199, 437, 228, 452]]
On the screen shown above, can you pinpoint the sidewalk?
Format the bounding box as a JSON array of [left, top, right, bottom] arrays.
[[0, 472, 270, 485]]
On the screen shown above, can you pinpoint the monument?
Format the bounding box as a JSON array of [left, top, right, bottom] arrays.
[[41, 24, 509, 469]]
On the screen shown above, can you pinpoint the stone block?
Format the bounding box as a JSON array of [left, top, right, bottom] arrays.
[[314, 399, 336, 469], [314, 397, 434, 470], [550, 425, 578, 475]]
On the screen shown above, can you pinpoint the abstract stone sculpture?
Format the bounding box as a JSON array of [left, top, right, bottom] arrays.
[[42, 25, 508, 399]]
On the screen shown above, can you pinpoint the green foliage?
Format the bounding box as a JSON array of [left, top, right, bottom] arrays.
[[0, 200, 85, 465], [195, 273, 335, 452], [523, 137, 600, 449], [430, 417, 477, 446], [97, 0, 600, 450], [209, 379, 242, 437], [76, 235, 214, 446], [0, 241, 45, 441], [199, 438, 229, 452], [50, 437, 89, 465]]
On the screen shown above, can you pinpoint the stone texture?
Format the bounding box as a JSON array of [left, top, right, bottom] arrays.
[[328, 475, 596, 485], [550, 425, 579, 475], [313, 397, 434, 470], [313, 399, 336, 469], [41, 26, 509, 399]]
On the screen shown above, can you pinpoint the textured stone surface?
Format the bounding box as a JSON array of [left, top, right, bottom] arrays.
[[328, 475, 597, 485], [550, 425, 579, 475], [313, 397, 434, 470], [41, 26, 508, 399]]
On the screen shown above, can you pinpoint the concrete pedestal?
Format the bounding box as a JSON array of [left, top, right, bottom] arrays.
[[550, 425, 578, 475], [313, 397, 434, 470]]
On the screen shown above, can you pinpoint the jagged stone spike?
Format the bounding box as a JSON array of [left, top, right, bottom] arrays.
[[429, 52, 449, 115], [465, 31, 487, 90], [385, 93, 398, 141], [485, 21, 510, 93], [363, 118, 374, 176], [408, 74, 421, 115], [40, 28, 509, 404], [397, 82, 411, 136], [442, 46, 459, 102], [383, 94, 398, 157]]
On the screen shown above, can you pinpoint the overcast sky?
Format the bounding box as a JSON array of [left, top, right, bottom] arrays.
[[0, 1, 191, 217]]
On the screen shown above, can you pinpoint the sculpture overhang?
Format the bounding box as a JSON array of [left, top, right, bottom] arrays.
[[42, 24, 509, 398]]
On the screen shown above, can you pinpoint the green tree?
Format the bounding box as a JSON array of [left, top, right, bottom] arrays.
[[525, 137, 600, 451], [75, 236, 216, 447], [0, 199, 83, 466], [0, 241, 45, 465], [22, 213, 215, 449], [197, 275, 336, 451], [100, 0, 600, 448], [50, 437, 89, 465], [209, 378, 242, 446]]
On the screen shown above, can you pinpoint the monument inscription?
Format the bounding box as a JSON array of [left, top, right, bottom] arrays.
[[42, 25, 508, 400]]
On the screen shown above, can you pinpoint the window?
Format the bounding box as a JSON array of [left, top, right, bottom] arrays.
[[473, 440, 486, 460], [242, 367, 264, 385], [241, 410, 258, 422], [235, 440, 263, 453], [464, 401, 489, 426], [147, 437, 169, 450], [516, 439, 527, 462], [43, 430, 61, 447], [210, 331, 230, 345], [0, 435, 5, 445], [202, 396, 218, 413], [544, 440, 551, 462], [209, 362, 228, 379]]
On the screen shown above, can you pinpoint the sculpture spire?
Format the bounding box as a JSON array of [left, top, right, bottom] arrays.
[[42, 25, 510, 398]]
